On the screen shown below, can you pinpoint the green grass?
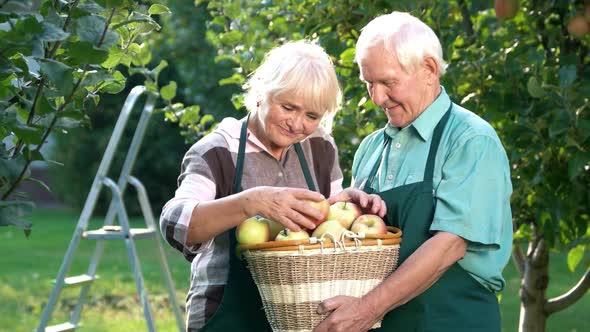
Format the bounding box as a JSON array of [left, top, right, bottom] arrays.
[[1, 209, 588, 332], [0, 209, 188, 332]]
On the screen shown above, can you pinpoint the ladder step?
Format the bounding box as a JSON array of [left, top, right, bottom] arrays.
[[56, 274, 99, 287], [82, 226, 155, 240], [45, 322, 78, 332]]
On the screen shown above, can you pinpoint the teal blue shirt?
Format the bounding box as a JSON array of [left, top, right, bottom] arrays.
[[352, 87, 513, 292]]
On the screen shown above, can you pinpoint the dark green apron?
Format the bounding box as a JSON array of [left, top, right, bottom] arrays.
[[199, 117, 317, 332], [364, 107, 501, 332]]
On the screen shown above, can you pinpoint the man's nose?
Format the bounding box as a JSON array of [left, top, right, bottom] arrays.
[[370, 84, 387, 106]]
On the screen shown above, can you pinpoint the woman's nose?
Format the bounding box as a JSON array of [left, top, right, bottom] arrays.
[[286, 115, 304, 132]]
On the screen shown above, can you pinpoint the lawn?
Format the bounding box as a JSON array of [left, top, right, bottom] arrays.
[[1, 209, 588, 332]]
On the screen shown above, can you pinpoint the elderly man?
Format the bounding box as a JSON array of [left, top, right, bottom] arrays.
[[316, 11, 513, 332]]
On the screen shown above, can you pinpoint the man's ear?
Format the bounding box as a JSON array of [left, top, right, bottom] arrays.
[[422, 56, 439, 85]]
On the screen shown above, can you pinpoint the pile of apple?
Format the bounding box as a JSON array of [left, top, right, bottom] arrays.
[[236, 199, 388, 245]]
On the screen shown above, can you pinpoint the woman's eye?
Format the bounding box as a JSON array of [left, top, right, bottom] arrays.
[[282, 105, 293, 111]]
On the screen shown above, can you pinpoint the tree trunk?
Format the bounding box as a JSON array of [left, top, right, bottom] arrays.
[[518, 239, 549, 332]]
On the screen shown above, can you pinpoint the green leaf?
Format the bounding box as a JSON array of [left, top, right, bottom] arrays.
[[558, 65, 577, 88], [219, 30, 243, 46], [218, 72, 244, 86], [68, 41, 109, 65], [39, 59, 74, 95], [0, 201, 34, 233], [12, 123, 44, 144], [527, 77, 545, 98], [96, 70, 125, 94], [76, 15, 119, 49], [152, 59, 168, 75], [23, 177, 51, 193], [129, 42, 152, 66], [148, 4, 171, 15], [160, 81, 177, 101], [39, 21, 70, 42], [34, 95, 55, 116], [568, 152, 590, 180], [0, 157, 24, 182], [567, 245, 585, 272]]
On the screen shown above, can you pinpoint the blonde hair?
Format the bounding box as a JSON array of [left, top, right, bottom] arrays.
[[355, 11, 447, 77], [243, 40, 342, 133]]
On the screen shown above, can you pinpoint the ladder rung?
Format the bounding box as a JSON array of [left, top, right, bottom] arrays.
[[82, 227, 155, 240], [57, 274, 99, 287], [45, 322, 78, 332]]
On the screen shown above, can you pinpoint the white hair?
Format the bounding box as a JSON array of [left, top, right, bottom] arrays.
[[355, 11, 447, 77], [243, 40, 342, 133]]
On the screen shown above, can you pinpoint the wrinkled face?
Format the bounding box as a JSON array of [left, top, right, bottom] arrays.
[[359, 45, 432, 128], [255, 94, 325, 159]]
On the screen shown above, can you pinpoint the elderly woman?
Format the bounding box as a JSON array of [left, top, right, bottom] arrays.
[[160, 41, 384, 332]]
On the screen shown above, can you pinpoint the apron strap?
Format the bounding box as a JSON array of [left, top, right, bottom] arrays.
[[294, 143, 317, 192], [233, 115, 317, 194], [233, 115, 250, 194], [423, 103, 453, 182], [364, 135, 391, 190]]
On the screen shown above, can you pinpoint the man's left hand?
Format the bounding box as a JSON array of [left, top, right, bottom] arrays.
[[313, 296, 380, 332]]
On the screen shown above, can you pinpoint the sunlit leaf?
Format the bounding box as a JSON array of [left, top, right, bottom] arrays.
[[567, 245, 585, 272], [148, 4, 171, 15]]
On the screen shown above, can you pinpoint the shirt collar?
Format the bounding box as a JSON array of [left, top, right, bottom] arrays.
[[384, 86, 451, 141]]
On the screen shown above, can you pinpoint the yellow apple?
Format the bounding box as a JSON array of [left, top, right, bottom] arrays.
[[303, 198, 330, 226], [236, 217, 270, 245], [350, 214, 388, 235], [260, 217, 284, 240], [275, 229, 310, 241], [328, 202, 362, 229], [311, 219, 346, 239]]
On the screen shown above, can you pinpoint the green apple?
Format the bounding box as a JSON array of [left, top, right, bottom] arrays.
[[236, 217, 270, 245], [311, 219, 346, 239], [327, 202, 362, 229], [350, 214, 388, 235], [275, 229, 310, 241]]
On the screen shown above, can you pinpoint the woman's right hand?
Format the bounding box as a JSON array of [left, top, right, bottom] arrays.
[[245, 186, 326, 232]]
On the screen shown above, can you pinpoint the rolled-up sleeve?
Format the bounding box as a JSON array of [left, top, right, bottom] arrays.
[[430, 134, 512, 251], [160, 145, 216, 258]]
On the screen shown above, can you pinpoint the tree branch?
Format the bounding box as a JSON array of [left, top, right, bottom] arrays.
[[457, 0, 474, 39], [545, 268, 590, 314], [47, 0, 80, 58], [512, 244, 525, 277], [98, 8, 116, 47]]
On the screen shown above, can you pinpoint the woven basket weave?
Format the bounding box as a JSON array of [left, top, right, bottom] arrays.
[[241, 226, 402, 332]]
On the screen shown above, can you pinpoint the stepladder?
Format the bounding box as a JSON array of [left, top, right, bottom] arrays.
[[36, 86, 186, 332]]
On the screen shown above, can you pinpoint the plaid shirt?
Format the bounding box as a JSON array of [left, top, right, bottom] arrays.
[[159, 117, 343, 331]]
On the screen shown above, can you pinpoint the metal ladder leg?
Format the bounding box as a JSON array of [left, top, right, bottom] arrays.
[[67, 92, 159, 328], [36, 86, 150, 332], [103, 178, 156, 332], [129, 176, 186, 332]]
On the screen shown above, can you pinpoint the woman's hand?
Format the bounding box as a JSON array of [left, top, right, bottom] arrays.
[[328, 187, 386, 217], [245, 186, 326, 231]]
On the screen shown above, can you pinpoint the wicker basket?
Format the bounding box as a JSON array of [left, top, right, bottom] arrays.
[[240, 226, 402, 332]]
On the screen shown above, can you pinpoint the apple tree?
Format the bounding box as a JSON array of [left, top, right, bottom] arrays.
[[0, 0, 207, 233], [193, 0, 589, 331]]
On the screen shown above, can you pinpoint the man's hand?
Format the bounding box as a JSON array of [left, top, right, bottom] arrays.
[[313, 296, 381, 332], [328, 187, 386, 217]]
